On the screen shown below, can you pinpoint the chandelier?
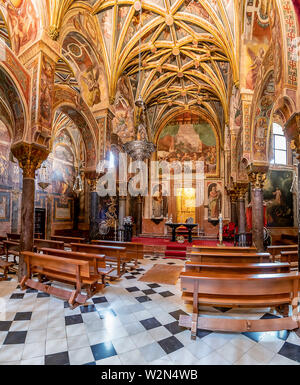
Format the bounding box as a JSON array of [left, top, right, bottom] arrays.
[[38, 161, 50, 191], [73, 162, 84, 196], [124, 1, 156, 161]]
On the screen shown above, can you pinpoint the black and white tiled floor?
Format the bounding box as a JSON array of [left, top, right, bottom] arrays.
[[0, 255, 300, 365]]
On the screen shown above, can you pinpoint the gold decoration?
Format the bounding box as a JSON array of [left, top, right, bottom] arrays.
[[236, 183, 249, 199], [49, 25, 59, 40], [11, 143, 49, 179]]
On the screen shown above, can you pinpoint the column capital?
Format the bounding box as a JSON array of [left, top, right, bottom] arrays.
[[11, 142, 49, 179], [85, 170, 102, 192], [236, 182, 249, 199], [247, 163, 269, 189], [226, 186, 238, 203]]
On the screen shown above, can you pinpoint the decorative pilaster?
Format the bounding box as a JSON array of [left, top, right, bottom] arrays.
[[236, 182, 249, 246], [285, 113, 300, 271], [247, 164, 268, 252], [226, 187, 239, 225], [11, 143, 49, 280], [85, 172, 100, 241]]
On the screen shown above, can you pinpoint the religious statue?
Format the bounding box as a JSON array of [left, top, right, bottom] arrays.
[[208, 183, 222, 219]]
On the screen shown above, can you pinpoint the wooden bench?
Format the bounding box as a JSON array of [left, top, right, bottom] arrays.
[[190, 245, 257, 254], [34, 239, 65, 251], [20, 251, 99, 308], [188, 251, 271, 263], [3, 240, 20, 263], [0, 236, 6, 256], [185, 261, 291, 274], [40, 248, 114, 296], [51, 235, 86, 248], [280, 251, 299, 270], [179, 271, 300, 338], [0, 260, 14, 280], [6, 233, 20, 241], [92, 240, 143, 266], [71, 243, 127, 278], [267, 245, 298, 262]]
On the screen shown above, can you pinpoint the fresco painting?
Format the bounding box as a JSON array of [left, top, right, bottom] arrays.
[[157, 121, 218, 176]]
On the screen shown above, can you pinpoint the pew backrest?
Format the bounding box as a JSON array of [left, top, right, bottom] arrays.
[[71, 243, 126, 258], [22, 251, 90, 278], [280, 250, 298, 263], [189, 251, 271, 263], [180, 271, 300, 300], [185, 261, 291, 274], [191, 246, 257, 254], [40, 247, 106, 272], [6, 233, 20, 241], [34, 239, 64, 250]]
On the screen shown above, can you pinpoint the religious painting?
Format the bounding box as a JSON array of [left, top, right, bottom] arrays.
[[0, 191, 10, 222], [263, 169, 294, 227], [53, 198, 73, 222], [2, 0, 38, 55], [39, 56, 55, 128], [112, 76, 135, 142], [62, 34, 107, 109], [157, 120, 218, 176], [206, 181, 222, 220]]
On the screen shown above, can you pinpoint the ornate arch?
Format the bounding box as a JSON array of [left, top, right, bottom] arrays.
[[53, 85, 99, 170]]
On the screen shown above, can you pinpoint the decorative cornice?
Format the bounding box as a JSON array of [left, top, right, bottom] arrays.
[[11, 142, 49, 179]]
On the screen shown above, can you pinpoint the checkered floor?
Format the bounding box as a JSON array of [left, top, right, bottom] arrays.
[[0, 255, 300, 365]]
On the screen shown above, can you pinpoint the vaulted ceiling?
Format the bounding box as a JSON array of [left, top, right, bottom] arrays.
[[91, 0, 239, 141]]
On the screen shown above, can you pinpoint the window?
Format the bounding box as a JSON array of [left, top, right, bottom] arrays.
[[271, 123, 287, 165]]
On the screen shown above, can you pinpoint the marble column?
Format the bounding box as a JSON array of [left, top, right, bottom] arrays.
[[136, 195, 143, 236], [236, 183, 248, 247], [247, 165, 268, 252], [118, 196, 126, 230], [227, 188, 238, 225], [11, 143, 49, 281], [87, 178, 99, 241]]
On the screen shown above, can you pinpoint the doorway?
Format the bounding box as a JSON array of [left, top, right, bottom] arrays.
[[34, 208, 46, 239]]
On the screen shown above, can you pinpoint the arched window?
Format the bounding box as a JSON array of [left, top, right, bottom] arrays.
[[271, 123, 287, 165]]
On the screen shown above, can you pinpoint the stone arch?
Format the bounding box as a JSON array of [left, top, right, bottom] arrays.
[[0, 61, 28, 144], [53, 85, 99, 170]]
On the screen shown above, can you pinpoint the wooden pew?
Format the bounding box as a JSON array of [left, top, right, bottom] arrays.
[[189, 251, 271, 263], [92, 240, 143, 266], [20, 251, 98, 308], [34, 239, 65, 251], [179, 271, 300, 339], [71, 243, 127, 278], [190, 245, 257, 254], [185, 261, 291, 274], [267, 245, 298, 262], [51, 235, 86, 248], [6, 233, 20, 241], [0, 260, 14, 280], [0, 236, 6, 256], [280, 251, 299, 270], [40, 248, 113, 295], [3, 240, 19, 263]]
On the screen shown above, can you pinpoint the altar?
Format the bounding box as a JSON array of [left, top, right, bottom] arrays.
[[165, 223, 198, 243]]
